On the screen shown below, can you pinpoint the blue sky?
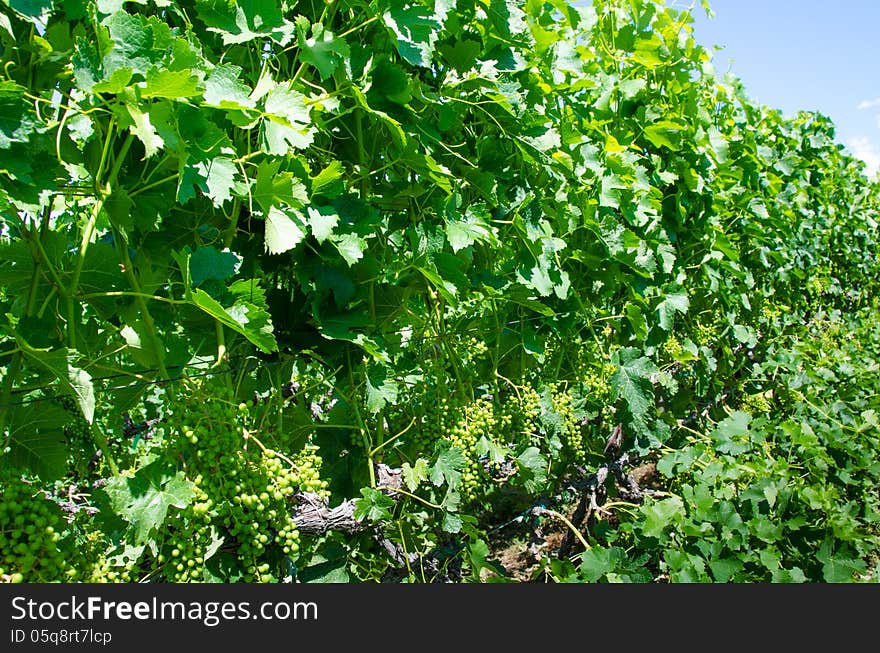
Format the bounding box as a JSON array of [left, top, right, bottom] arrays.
[[685, 0, 880, 178]]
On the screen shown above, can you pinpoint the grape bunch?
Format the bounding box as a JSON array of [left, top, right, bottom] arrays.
[[0, 468, 70, 582], [693, 322, 719, 348], [157, 387, 327, 582], [543, 382, 587, 463], [417, 394, 501, 503], [498, 385, 541, 448], [660, 335, 684, 361], [740, 391, 772, 415], [75, 530, 137, 583]]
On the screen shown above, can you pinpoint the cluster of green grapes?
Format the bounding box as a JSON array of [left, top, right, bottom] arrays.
[[59, 396, 139, 480], [75, 531, 137, 582], [459, 335, 490, 365], [693, 322, 719, 348], [577, 361, 615, 404], [806, 275, 832, 298], [499, 385, 541, 448], [0, 461, 142, 583], [761, 303, 783, 325], [0, 468, 71, 582], [740, 391, 772, 415], [660, 335, 684, 361], [419, 395, 500, 503], [157, 390, 328, 582], [544, 382, 587, 463]]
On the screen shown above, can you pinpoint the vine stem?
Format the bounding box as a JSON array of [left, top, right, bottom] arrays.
[[115, 227, 169, 380], [213, 322, 228, 368], [532, 506, 592, 552], [29, 233, 66, 296], [0, 257, 41, 437], [376, 486, 443, 510], [66, 199, 102, 348], [598, 501, 640, 516], [80, 291, 186, 304], [223, 198, 241, 249], [336, 14, 379, 39], [128, 173, 179, 198], [347, 351, 376, 487], [675, 422, 709, 441], [370, 417, 416, 457], [67, 126, 133, 349], [428, 291, 468, 401], [242, 430, 299, 470]]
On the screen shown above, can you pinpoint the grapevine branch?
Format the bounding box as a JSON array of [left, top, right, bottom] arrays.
[[289, 455, 651, 573]]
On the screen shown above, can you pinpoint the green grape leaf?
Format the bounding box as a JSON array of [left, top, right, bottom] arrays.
[[5, 402, 69, 480], [17, 346, 95, 424], [710, 411, 753, 455], [203, 64, 256, 109], [445, 213, 495, 252], [643, 120, 687, 151], [382, 3, 444, 68], [430, 446, 466, 487], [306, 205, 340, 244], [817, 540, 866, 582], [749, 198, 769, 219], [142, 66, 202, 99], [189, 246, 241, 287], [104, 542, 147, 570], [438, 37, 481, 73], [196, 0, 291, 45], [331, 233, 367, 266], [516, 447, 548, 493], [310, 160, 345, 195], [707, 557, 743, 583], [253, 160, 308, 213], [610, 347, 658, 426], [104, 188, 134, 232], [475, 436, 507, 465], [102, 459, 195, 545], [66, 364, 96, 426], [733, 324, 758, 348], [0, 12, 14, 39], [625, 302, 648, 341], [188, 281, 277, 353], [441, 486, 461, 512], [441, 511, 462, 533], [261, 82, 314, 154], [78, 242, 127, 298], [297, 551, 350, 583], [656, 290, 689, 331], [124, 101, 165, 158], [120, 319, 166, 371], [640, 496, 684, 539], [201, 156, 237, 206], [264, 207, 307, 255], [353, 487, 395, 523], [369, 60, 411, 104], [102, 11, 173, 80], [296, 19, 350, 80], [0, 81, 38, 148], [402, 458, 429, 492], [177, 120, 237, 204], [759, 547, 782, 571], [771, 567, 807, 583], [579, 547, 626, 582], [365, 364, 398, 413]]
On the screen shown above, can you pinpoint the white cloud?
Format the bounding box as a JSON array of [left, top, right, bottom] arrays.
[[846, 137, 880, 179], [857, 97, 880, 111]]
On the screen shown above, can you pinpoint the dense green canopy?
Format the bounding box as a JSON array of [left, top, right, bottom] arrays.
[[0, 0, 878, 583]]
